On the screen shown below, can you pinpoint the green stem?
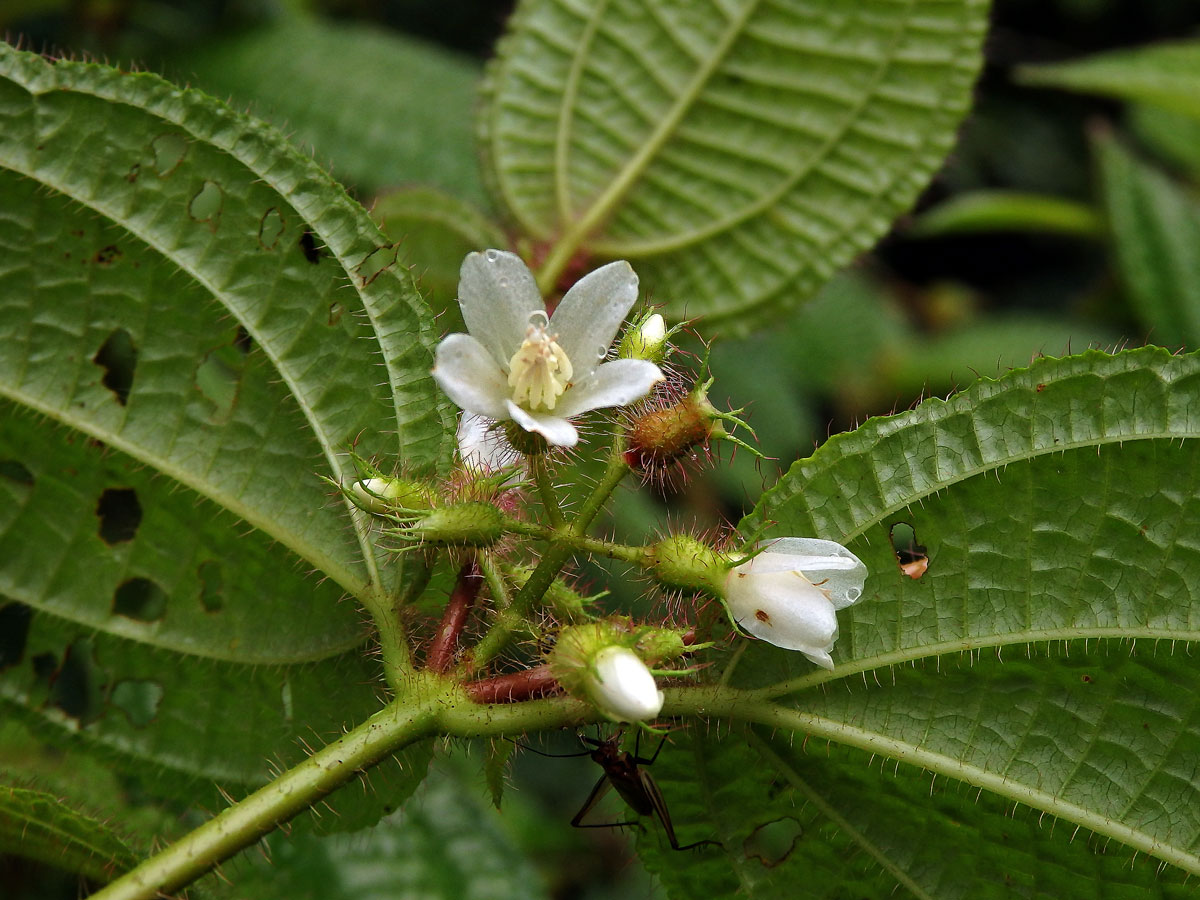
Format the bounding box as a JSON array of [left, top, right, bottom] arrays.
[[90, 692, 443, 900], [502, 517, 646, 563], [530, 452, 565, 529], [472, 434, 634, 668]]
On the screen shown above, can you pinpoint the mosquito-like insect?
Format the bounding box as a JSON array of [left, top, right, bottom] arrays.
[[522, 731, 722, 852]]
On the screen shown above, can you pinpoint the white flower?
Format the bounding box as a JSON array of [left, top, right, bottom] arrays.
[[587, 646, 665, 722], [432, 250, 664, 447], [724, 538, 867, 670], [455, 412, 523, 477]]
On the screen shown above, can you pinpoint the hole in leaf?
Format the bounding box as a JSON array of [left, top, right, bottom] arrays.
[[233, 325, 254, 355], [188, 181, 224, 228], [327, 302, 345, 326], [298, 229, 322, 264], [112, 577, 167, 622], [355, 245, 397, 285], [96, 488, 142, 544], [198, 560, 223, 612], [194, 345, 244, 423], [0, 460, 34, 485], [0, 600, 33, 670], [110, 679, 164, 727], [150, 133, 188, 176], [258, 207, 285, 249], [888, 522, 929, 580], [92, 328, 137, 406], [743, 817, 803, 867], [93, 244, 122, 266], [50, 639, 106, 724]]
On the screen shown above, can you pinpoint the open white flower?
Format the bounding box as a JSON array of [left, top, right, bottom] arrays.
[[433, 250, 664, 447], [587, 646, 665, 722], [724, 538, 867, 670]]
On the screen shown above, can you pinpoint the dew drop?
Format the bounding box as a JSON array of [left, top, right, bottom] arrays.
[[498, 277, 509, 288], [528, 311, 548, 328], [596, 345, 607, 360], [485, 249, 500, 262]]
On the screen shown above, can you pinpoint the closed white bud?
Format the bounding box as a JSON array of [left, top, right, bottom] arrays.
[[587, 646, 665, 722]]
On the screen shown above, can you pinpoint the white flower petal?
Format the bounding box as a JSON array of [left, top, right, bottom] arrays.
[[456, 412, 523, 475], [432, 334, 512, 420], [738, 538, 867, 610], [726, 569, 839, 668], [457, 250, 544, 368], [589, 646, 664, 722], [548, 260, 639, 380], [555, 358, 664, 418], [505, 400, 579, 447]]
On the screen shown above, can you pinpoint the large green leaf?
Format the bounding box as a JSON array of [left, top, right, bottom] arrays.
[[640, 721, 1197, 898], [1096, 135, 1200, 348], [681, 348, 1200, 889], [169, 17, 488, 204], [480, 0, 988, 328], [1017, 40, 1200, 120], [0, 41, 446, 840], [0, 41, 452, 646]]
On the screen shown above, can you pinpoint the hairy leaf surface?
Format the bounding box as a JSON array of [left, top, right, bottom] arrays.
[[481, 0, 988, 328], [705, 348, 1200, 884]]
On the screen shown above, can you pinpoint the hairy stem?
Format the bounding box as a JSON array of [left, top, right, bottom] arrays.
[[90, 693, 442, 900], [530, 452, 565, 529]]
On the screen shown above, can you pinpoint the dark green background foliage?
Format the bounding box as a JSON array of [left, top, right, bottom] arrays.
[[3, 0, 1200, 898]]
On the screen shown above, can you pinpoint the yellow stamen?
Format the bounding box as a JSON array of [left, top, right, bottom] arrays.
[[508, 322, 573, 411]]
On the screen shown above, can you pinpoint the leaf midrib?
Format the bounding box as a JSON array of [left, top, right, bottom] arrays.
[[748, 731, 936, 900], [549, 0, 762, 260], [587, 0, 928, 258], [748, 701, 1200, 877], [0, 381, 368, 603], [0, 60, 383, 597]]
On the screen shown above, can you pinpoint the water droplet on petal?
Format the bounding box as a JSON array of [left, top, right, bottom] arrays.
[[529, 311, 549, 328], [485, 249, 500, 262], [596, 346, 607, 361], [499, 276, 509, 288]]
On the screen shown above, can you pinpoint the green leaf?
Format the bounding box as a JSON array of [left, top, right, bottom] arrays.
[[907, 190, 1103, 238], [0, 41, 444, 833], [170, 17, 487, 204], [718, 347, 1200, 884], [1128, 103, 1200, 176], [0, 41, 452, 629], [641, 722, 1197, 899], [1096, 134, 1200, 347], [217, 760, 550, 900], [0, 601, 430, 829], [0, 783, 138, 884], [481, 0, 988, 328], [372, 185, 508, 325], [1017, 40, 1200, 119]]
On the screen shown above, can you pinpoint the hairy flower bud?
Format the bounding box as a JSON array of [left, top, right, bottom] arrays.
[[550, 623, 664, 723], [349, 476, 435, 516], [624, 376, 758, 473], [400, 501, 506, 546], [645, 535, 728, 594], [618, 311, 671, 364]]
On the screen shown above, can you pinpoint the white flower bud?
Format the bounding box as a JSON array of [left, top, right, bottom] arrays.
[[587, 646, 664, 722], [723, 538, 867, 670]]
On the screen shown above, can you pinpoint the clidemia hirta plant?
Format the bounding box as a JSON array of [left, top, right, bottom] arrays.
[[2, 4, 1200, 899]]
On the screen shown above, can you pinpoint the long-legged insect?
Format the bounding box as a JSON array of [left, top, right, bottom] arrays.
[[524, 731, 722, 852]]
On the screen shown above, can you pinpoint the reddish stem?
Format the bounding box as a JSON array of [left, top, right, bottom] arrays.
[[427, 561, 483, 673], [466, 665, 561, 704]]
